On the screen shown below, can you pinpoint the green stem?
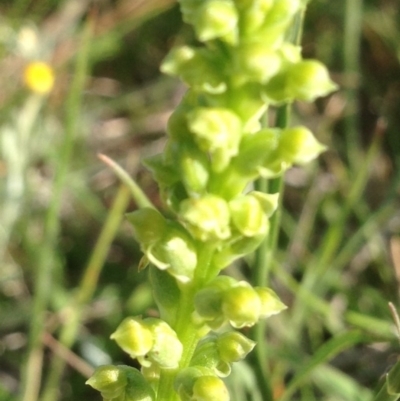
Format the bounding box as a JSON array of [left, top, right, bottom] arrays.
[[20, 18, 92, 401], [344, 0, 363, 169], [40, 185, 131, 401], [251, 104, 289, 401], [156, 244, 216, 401]]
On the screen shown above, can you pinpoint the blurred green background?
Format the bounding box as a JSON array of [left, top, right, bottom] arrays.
[[0, 0, 399, 400]]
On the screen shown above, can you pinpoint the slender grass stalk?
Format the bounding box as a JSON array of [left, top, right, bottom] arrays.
[[250, 7, 306, 398], [291, 125, 383, 331], [373, 361, 400, 401], [20, 16, 92, 401], [98, 154, 154, 209], [344, 0, 363, 169], [251, 105, 288, 401], [40, 185, 131, 401]]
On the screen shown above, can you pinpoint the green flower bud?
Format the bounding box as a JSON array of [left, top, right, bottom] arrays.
[[248, 191, 279, 217], [254, 287, 287, 318], [175, 367, 211, 401], [126, 208, 167, 245], [142, 318, 183, 369], [146, 223, 198, 283], [217, 331, 255, 363], [278, 126, 326, 165], [238, 0, 274, 37], [229, 195, 269, 237], [222, 282, 261, 328], [180, 194, 231, 241], [192, 375, 230, 401], [111, 317, 183, 369], [175, 367, 229, 401], [192, 0, 239, 43], [235, 43, 281, 83], [86, 365, 127, 400], [262, 0, 300, 28], [86, 365, 155, 401], [288, 60, 337, 101], [187, 107, 242, 172], [110, 317, 154, 360]]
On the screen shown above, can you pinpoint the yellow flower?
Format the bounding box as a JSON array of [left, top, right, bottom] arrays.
[[23, 61, 54, 94]]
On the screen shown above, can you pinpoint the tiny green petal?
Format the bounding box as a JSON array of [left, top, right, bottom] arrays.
[[235, 43, 281, 83], [229, 195, 269, 237], [222, 282, 261, 328], [144, 318, 183, 369], [110, 317, 154, 360], [86, 365, 155, 401], [180, 194, 231, 241], [146, 223, 198, 283], [217, 331, 256, 363], [255, 287, 287, 318], [248, 191, 279, 217], [192, 376, 230, 401], [86, 365, 127, 400], [288, 60, 338, 101], [187, 107, 242, 172], [193, 0, 238, 43], [278, 126, 327, 165]]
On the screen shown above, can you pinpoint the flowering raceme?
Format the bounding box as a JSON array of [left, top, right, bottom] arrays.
[[87, 1, 337, 400]]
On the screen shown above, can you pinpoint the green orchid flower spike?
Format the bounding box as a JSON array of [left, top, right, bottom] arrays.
[[87, 0, 337, 400]]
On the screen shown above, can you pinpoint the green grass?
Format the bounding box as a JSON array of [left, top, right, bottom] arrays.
[[0, 0, 399, 400]]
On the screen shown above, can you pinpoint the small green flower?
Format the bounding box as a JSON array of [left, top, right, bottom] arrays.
[[145, 223, 198, 283], [86, 365, 127, 400], [222, 282, 262, 328], [278, 126, 326, 165], [143, 318, 183, 369], [111, 317, 183, 369], [86, 365, 155, 401], [234, 43, 282, 84], [229, 194, 270, 237], [175, 367, 229, 401], [217, 331, 256, 363], [180, 194, 231, 241], [110, 317, 154, 361], [287, 60, 338, 102], [192, 375, 230, 401], [187, 107, 242, 172], [255, 287, 287, 318], [192, 0, 239, 43]]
